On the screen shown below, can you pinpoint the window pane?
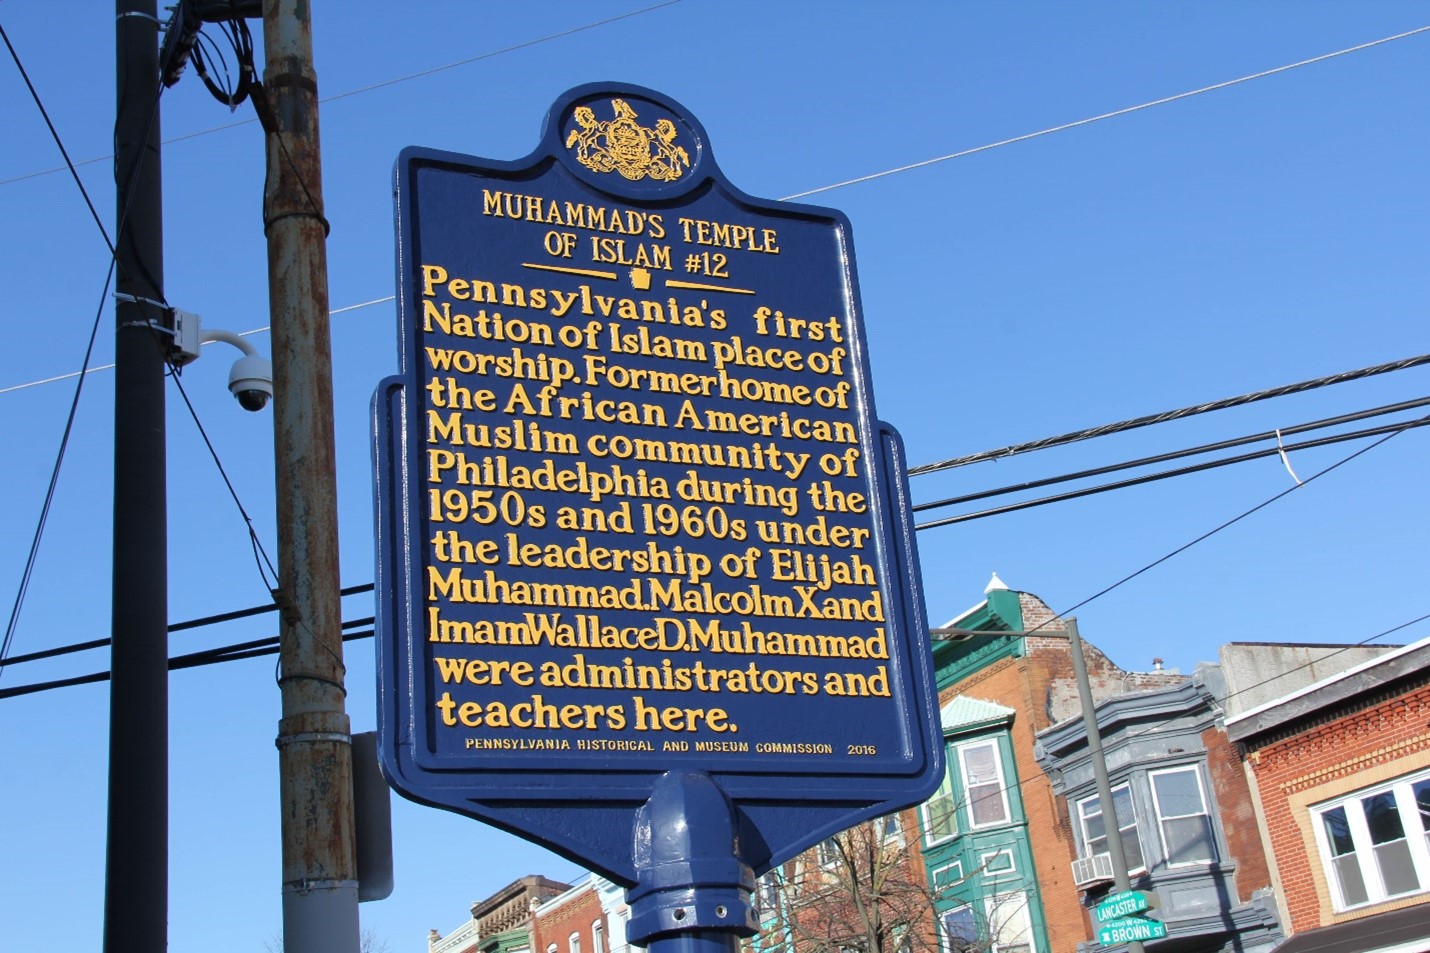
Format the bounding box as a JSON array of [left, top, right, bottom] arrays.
[[1363, 792, 1407, 844], [1374, 840, 1420, 896], [962, 743, 1007, 827], [970, 782, 1008, 825], [1322, 807, 1355, 856], [1321, 808, 1369, 907], [1333, 854, 1370, 907], [926, 793, 957, 841], [987, 893, 1033, 953], [1163, 815, 1215, 864], [1153, 769, 1206, 817], [942, 906, 977, 945], [962, 744, 998, 785]]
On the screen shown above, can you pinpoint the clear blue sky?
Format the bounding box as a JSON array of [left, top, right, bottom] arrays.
[[1, 2, 1427, 950]]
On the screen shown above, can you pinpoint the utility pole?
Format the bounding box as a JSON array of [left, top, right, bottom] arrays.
[[105, 2, 168, 951], [261, 1, 360, 950], [930, 621, 1147, 953], [1066, 618, 1146, 953]]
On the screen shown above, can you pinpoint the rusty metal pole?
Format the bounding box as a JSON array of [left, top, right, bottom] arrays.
[[261, 2, 360, 950]]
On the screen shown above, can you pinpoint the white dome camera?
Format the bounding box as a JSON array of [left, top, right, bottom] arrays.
[[228, 353, 274, 412], [169, 308, 273, 412]]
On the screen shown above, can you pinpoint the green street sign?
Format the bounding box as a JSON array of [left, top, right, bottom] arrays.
[[1095, 889, 1156, 923], [1098, 915, 1168, 945]]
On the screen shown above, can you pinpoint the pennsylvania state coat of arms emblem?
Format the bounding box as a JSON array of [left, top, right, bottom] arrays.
[[565, 98, 691, 182]]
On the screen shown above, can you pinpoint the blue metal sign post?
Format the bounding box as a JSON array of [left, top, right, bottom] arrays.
[[374, 85, 941, 953]]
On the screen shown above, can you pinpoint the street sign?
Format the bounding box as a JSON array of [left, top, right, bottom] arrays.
[[1095, 889, 1156, 923], [373, 84, 942, 897], [1097, 915, 1169, 945]]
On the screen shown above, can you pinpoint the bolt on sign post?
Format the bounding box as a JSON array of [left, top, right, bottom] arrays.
[[373, 84, 942, 953]]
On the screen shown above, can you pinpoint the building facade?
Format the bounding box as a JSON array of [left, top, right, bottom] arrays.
[[921, 576, 1185, 953], [1225, 637, 1430, 953], [1035, 669, 1283, 953], [428, 874, 573, 953]]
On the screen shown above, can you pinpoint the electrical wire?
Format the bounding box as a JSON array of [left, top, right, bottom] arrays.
[[909, 353, 1430, 476], [0, 25, 168, 677], [780, 25, 1430, 201], [0, 0, 687, 188], [0, 295, 393, 396], [165, 366, 280, 590], [913, 395, 1430, 514], [916, 413, 1430, 529]]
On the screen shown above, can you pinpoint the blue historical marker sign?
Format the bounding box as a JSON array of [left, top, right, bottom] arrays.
[[373, 84, 940, 891]]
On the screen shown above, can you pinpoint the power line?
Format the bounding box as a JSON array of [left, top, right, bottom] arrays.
[[1, 582, 375, 669], [0, 295, 393, 396], [915, 412, 1430, 529], [915, 396, 1430, 515], [1048, 413, 1425, 623], [780, 25, 1430, 201], [0, 25, 169, 677], [0, 1, 685, 188], [909, 352, 1430, 476]]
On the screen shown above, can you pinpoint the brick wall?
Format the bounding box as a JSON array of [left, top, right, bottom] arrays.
[[1202, 725, 1271, 901], [941, 650, 1087, 952], [1245, 681, 1430, 932], [533, 883, 607, 953]]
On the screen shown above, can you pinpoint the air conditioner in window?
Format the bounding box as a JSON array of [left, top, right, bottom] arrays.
[[1072, 852, 1115, 888]]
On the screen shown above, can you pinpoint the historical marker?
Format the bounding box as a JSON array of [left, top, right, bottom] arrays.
[[373, 85, 940, 931]]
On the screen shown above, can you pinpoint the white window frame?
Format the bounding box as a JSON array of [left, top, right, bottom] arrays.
[[592, 921, 604, 953], [878, 811, 905, 846], [930, 859, 964, 892], [1311, 768, 1430, 911], [1076, 783, 1146, 874], [984, 891, 1035, 953], [922, 762, 958, 846], [940, 903, 978, 953], [1149, 765, 1218, 867], [957, 738, 1010, 829], [569, 931, 581, 953], [816, 836, 842, 869], [979, 847, 1017, 881]]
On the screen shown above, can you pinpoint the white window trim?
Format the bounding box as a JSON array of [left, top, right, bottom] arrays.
[[1149, 765, 1218, 868], [592, 921, 604, 953], [979, 847, 1017, 880], [930, 858, 964, 891], [940, 903, 977, 953], [569, 931, 581, 953], [957, 738, 1010, 830], [984, 891, 1036, 953], [1076, 783, 1147, 875], [1311, 768, 1430, 912], [922, 765, 958, 847]]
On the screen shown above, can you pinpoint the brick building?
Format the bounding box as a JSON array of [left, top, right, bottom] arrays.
[[1225, 636, 1430, 953], [531, 877, 611, 953], [429, 875, 573, 953], [1036, 670, 1283, 952], [922, 575, 1184, 953]]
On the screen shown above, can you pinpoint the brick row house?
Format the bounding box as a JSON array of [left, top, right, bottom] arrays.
[[1225, 636, 1430, 953], [429, 579, 1426, 953]]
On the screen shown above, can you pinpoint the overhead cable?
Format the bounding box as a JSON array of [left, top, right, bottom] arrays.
[[782, 25, 1430, 200], [913, 395, 1430, 515], [909, 353, 1430, 476], [0, 1, 686, 188], [917, 414, 1430, 529]]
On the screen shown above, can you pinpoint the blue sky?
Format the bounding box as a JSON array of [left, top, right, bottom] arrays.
[[1, 2, 1428, 950]]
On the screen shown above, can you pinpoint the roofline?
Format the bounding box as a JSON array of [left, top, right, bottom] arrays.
[[1224, 635, 1430, 733]]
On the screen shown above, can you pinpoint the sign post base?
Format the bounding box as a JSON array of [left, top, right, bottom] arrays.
[[627, 771, 757, 953]]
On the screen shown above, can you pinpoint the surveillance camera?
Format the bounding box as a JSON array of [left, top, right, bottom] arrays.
[[229, 353, 274, 412]]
